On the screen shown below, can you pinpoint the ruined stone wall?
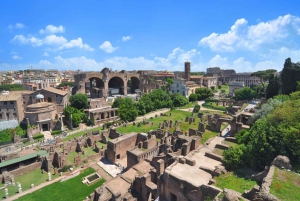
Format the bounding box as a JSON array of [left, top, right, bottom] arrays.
[[158, 172, 202, 201], [107, 134, 137, 163], [10, 162, 42, 177]]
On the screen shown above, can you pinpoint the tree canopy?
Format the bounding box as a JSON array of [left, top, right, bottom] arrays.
[[233, 87, 256, 100], [195, 88, 214, 100], [112, 98, 138, 122], [171, 92, 189, 107], [281, 58, 300, 95], [224, 91, 300, 170], [251, 69, 277, 98], [57, 82, 75, 88], [69, 94, 88, 110]]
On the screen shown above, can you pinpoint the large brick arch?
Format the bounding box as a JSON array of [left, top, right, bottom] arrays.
[[108, 76, 125, 95], [73, 69, 142, 96], [128, 76, 140, 93]]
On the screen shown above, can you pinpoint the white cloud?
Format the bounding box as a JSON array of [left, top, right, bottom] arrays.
[[59, 38, 94, 51], [199, 14, 300, 52], [122, 36, 132, 42], [44, 35, 67, 45], [208, 55, 229, 67], [8, 23, 25, 30], [12, 35, 92, 51], [12, 35, 28, 44], [39, 60, 51, 65], [39, 25, 65, 34], [99, 41, 118, 53], [12, 55, 22, 60], [43, 52, 49, 57]]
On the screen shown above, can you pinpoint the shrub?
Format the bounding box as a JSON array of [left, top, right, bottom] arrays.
[[193, 104, 200, 113], [59, 165, 73, 173], [51, 130, 62, 135], [33, 134, 44, 140]]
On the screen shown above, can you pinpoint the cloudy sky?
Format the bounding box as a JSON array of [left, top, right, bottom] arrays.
[[1, 0, 300, 72]]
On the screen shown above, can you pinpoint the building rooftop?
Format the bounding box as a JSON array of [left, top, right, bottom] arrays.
[[0, 150, 48, 168], [165, 162, 212, 187], [41, 87, 68, 96], [109, 132, 137, 144]]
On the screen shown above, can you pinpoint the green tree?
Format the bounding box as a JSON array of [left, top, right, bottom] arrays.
[[150, 89, 173, 109], [233, 87, 256, 100], [266, 74, 281, 99], [171, 92, 188, 107], [166, 78, 174, 91], [251, 69, 277, 99], [189, 94, 197, 102], [210, 86, 215, 91], [69, 94, 88, 109], [193, 104, 200, 113], [114, 98, 138, 121], [281, 58, 300, 95], [296, 81, 300, 91], [195, 88, 214, 100], [57, 82, 75, 88]]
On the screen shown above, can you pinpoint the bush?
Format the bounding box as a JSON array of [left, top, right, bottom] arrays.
[[189, 94, 197, 102], [218, 85, 221, 89], [223, 145, 246, 170], [59, 165, 73, 173], [33, 134, 44, 140], [193, 104, 200, 113], [51, 130, 62, 135]]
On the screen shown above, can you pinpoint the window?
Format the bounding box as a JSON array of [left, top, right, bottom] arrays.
[[4, 101, 7, 105], [10, 101, 13, 104]]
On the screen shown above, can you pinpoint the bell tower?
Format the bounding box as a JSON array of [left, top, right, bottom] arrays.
[[184, 61, 191, 81]]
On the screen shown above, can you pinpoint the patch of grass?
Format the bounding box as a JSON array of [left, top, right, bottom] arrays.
[[116, 110, 192, 134], [63, 127, 103, 142], [0, 168, 60, 198], [201, 130, 218, 144], [17, 167, 106, 201], [214, 171, 258, 193], [177, 102, 196, 109], [220, 122, 229, 131], [220, 85, 229, 94], [67, 151, 79, 164], [202, 101, 227, 111], [270, 167, 300, 201], [223, 140, 238, 148], [213, 148, 224, 156]]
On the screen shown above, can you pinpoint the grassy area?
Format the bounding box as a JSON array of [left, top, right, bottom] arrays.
[[116, 110, 192, 134], [201, 130, 218, 144], [213, 148, 224, 156], [223, 140, 238, 148], [67, 147, 98, 164], [17, 167, 106, 201], [63, 127, 103, 142], [220, 122, 229, 131], [0, 168, 60, 199], [202, 101, 227, 112], [117, 109, 218, 144], [177, 102, 196, 109], [220, 85, 229, 94], [270, 167, 300, 201], [214, 171, 258, 193]]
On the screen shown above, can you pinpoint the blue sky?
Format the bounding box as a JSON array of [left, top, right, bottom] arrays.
[[1, 0, 300, 72]]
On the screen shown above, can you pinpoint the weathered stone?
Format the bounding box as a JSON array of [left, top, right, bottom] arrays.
[[222, 188, 244, 201], [271, 155, 292, 170]]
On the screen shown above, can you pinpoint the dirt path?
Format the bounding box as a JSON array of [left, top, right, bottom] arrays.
[[136, 108, 170, 121]]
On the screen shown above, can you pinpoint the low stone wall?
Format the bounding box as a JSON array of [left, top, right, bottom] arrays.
[[224, 137, 237, 143], [10, 162, 41, 177], [205, 152, 223, 162], [86, 153, 101, 161], [260, 165, 275, 193], [215, 143, 229, 150]]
